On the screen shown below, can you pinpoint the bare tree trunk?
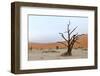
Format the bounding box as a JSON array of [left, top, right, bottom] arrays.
[[61, 45, 72, 56], [66, 48, 72, 56]]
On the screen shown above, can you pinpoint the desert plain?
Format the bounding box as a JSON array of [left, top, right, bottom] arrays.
[[28, 34, 88, 60]]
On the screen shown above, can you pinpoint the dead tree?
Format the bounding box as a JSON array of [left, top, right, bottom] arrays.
[[59, 21, 79, 56]]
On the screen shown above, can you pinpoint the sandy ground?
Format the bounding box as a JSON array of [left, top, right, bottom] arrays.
[[28, 48, 88, 61]]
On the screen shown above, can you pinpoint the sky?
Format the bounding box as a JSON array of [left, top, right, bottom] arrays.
[[28, 15, 88, 43]]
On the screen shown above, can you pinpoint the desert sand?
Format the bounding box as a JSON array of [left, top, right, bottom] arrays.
[[28, 48, 88, 61]]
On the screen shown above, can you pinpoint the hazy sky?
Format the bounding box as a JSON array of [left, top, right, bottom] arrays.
[[29, 15, 88, 43]]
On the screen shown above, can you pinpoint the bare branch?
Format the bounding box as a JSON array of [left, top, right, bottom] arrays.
[[66, 20, 71, 45], [67, 20, 70, 27], [75, 41, 80, 44], [69, 33, 79, 46], [57, 42, 67, 47], [70, 26, 78, 35], [74, 33, 78, 37], [59, 33, 68, 42], [74, 34, 79, 40], [64, 21, 70, 33], [67, 21, 70, 32], [70, 33, 78, 42]]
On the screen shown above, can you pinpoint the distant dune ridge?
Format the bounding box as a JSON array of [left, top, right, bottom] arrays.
[[28, 34, 88, 50]]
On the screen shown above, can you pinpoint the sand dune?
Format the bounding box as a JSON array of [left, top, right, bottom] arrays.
[[29, 34, 88, 49]]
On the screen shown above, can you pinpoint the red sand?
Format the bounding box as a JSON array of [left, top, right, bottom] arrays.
[[29, 34, 88, 49]]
